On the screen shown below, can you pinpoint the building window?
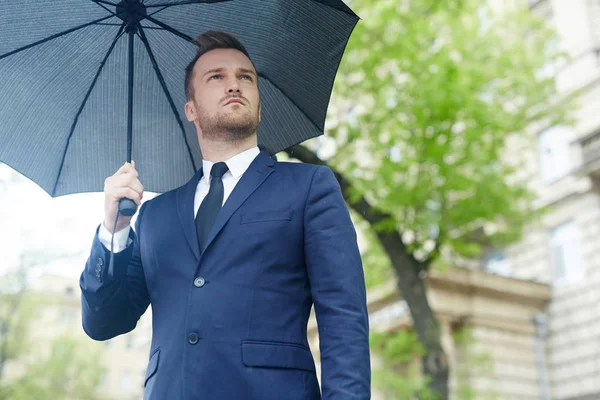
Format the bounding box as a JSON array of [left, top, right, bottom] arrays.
[[537, 125, 570, 182], [484, 250, 511, 276], [550, 221, 584, 284]]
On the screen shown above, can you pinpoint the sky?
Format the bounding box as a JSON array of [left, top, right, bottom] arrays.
[[0, 163, 120, 279]]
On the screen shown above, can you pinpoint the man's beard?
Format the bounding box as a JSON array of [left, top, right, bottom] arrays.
[[196, 102, 259, 142]]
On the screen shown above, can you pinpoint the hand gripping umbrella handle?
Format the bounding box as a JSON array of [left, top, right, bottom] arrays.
[[118, 197, 138, 217]]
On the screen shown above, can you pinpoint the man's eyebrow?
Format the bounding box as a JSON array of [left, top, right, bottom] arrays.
[[203, 67, 257, 76], [238, 68, 257, 76], [203, 67, 224, 76]]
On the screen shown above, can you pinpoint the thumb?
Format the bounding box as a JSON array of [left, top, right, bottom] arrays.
[[132, 160, 136, 169]]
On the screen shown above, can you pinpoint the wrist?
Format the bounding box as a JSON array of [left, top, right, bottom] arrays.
[[103, 219, 130, 234]]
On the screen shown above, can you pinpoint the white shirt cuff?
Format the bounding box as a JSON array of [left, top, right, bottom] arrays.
[[98, 223, 132, 253]]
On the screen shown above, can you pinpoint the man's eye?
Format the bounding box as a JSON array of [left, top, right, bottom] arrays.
[[210, 74, 222, 80], [240, 75, 252, 81]]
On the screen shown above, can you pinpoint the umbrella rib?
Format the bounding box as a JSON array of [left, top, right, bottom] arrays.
[[52, 24, 127, 196], [0, 15, 114, 61], [146, 0, 232, 8], [146, 6, 173, 19], [92, 0, 118, 6], [257, 72, 324, 136], [136, 26, 198, 172], [144, 15, 196, 44], [96, 23, 166, 31], [90, 0, 119, 19]]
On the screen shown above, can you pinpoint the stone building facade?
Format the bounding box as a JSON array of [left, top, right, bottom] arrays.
[[309, 1, 600, 399], [502, 0, 600, 399], [308, 268, 552, 399]]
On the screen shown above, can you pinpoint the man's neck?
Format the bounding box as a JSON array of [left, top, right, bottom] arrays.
[[199, 134, 258, 163]]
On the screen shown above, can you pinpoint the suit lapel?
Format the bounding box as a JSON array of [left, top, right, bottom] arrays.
[[201, 151, 274, 255], [176, 166, 204, 261]]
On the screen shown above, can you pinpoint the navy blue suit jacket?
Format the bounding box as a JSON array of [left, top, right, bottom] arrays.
[[80, 151, 370, 399]]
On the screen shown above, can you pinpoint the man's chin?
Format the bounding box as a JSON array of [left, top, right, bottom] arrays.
[[199, 113, 259, 141], [217, 120, 258, 141]]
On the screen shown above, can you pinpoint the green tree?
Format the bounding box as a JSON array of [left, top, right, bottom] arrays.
[[284, 0, 576, 397], [370, 329, 437, 400], [0, 254, 42, 380], [0, 252, 104, 399], [0, 262, 103, 400], [0, 334, 104, 400]]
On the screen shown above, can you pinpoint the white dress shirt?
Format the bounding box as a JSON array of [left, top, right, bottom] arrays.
[[98, 146, 261, 252]]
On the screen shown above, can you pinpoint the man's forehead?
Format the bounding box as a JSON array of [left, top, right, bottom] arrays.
[[195, 48, 255, 73]]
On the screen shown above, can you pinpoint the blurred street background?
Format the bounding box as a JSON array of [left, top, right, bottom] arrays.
[[2, 0, 600, 399]]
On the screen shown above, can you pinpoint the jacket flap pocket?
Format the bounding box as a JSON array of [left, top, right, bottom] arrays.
[[240, 210, 293, 224], [144, 348, 160, 387], [241, 340, 315, 372]]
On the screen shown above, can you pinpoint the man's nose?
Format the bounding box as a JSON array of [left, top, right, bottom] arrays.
[[227, 79, 240, 93]]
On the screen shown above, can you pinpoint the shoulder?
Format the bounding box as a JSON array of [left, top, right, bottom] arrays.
[[273, 160, 329, 176], [273, 161, 340, 197]]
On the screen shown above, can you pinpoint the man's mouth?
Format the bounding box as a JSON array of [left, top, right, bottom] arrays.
[[225, 98, 244, 105]]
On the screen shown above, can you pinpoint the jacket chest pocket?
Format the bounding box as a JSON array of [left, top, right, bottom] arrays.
[[240, 210, 294, 225]]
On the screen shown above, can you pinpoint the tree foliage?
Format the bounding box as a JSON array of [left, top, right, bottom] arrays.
[[0, 251, 104, 399], [370, 329, 437, 400], [321, 0, 573, 265], [288, 0, 575, 397]]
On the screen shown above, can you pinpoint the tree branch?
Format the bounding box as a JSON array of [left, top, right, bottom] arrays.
[[285, 145, 390, 228], [284, 144, 449, 396], [285, 144, 449, 397]]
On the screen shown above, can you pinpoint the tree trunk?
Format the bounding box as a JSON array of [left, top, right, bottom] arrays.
[[285, 145, 449, 399]]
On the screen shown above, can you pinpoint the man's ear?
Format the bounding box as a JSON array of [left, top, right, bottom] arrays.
[[185, 101, 195, 122]]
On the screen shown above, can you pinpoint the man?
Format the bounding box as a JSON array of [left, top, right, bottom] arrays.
[[80, 31, 370, 400]]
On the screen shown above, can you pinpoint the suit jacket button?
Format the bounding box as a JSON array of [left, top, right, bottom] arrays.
[[193, 277, 205, 288], [97, 258, 104, 267], [188, 333, 199, 344]]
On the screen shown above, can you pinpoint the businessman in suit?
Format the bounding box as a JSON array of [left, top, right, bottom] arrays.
[[80, 31, 370, 400]]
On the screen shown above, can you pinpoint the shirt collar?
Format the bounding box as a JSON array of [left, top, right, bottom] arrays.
[[202, 146, 261, 180]]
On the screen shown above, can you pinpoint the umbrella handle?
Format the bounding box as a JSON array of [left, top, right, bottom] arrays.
[[108, 198, 136, 279], [119, 197, 137, 217]]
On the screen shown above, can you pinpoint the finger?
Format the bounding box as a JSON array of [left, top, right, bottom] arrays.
[[115, 162, 138, 177], [109, 171, 140, 188], [112, 188, 142, 205], [115, 162, 131, 175], [130, 179, 144, 195]]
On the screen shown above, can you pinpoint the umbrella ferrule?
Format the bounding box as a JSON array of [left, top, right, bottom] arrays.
[[116, 0, 147, 34]]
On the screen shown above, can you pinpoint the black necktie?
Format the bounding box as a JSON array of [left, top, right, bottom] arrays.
[[195, 162, 229, 251]]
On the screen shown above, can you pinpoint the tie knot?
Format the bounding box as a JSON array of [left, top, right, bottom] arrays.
[[210, 162, 229, 178]]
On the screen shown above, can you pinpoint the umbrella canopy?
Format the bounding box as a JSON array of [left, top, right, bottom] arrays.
[[0, 0, 358, 197]]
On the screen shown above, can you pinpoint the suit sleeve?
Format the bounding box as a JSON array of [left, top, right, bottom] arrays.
[[79, 202, 150, 341], [303, 166, 371, 399], [98, 223, 131, 252]]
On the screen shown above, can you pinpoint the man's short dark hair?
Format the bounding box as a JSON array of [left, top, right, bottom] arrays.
[[184, 31, 253, 102]]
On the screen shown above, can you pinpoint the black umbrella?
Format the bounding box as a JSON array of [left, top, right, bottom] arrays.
[[0, 0, 358, 215]]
